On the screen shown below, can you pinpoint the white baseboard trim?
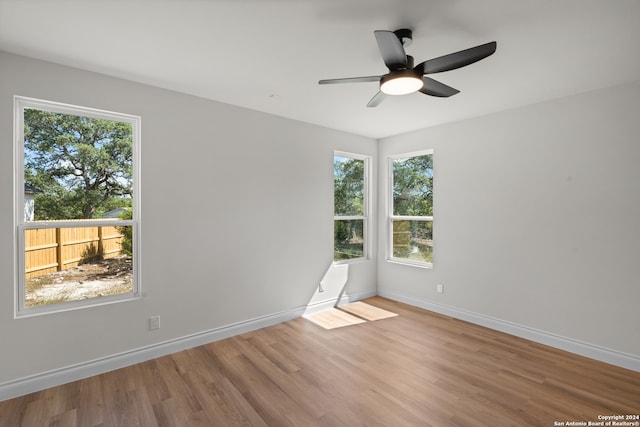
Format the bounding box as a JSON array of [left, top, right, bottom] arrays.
[[10, 288, 629, 402], [0, 305, 307, 402], [346, 289, 378, 302], [302, 289, 377, 315], [378, 290, 640, 373], [303, 295, 350, 315]]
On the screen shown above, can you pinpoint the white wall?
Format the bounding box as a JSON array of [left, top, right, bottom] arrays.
[[2, 49, 638, 395], [378, 80, 640, 361], [0, 51, 377, 387]]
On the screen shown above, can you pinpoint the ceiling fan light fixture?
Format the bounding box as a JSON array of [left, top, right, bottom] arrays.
[[319, 29, 497, 106], [380, 70, 423, 95]]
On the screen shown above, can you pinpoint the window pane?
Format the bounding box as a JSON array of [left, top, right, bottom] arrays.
[[23, 109, 133, 221], [392, 154, 433, 216], [334, 156, 364, 216], [392, 220, 432, 263], [16, 98, 139, 315], [24, 224, 133, 307], [334, 219, 364, 261]]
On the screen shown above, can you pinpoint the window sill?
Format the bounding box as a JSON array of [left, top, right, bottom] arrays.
[[15, 293, 141, 319], [386, 258, 433, 269], [334, 257, 369, 266]]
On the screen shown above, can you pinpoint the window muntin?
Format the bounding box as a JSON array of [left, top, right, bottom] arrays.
[[389, 150, 433, 267], [334, 152, 369, 262], [15, 96, 140, 316]]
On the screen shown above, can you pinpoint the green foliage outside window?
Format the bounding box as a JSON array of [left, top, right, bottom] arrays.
[[17, 98, 138, 313], [391, 153, 433, 264], [24, 109, 133, 220], [117, 208, 134, 256], [334, 155, 366, 261], [392, 154, 433, 217]]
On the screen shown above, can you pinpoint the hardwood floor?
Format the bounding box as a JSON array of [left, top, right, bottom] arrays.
[[1, 296, 639, 426]]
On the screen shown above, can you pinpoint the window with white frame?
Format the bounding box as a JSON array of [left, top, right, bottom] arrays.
[[14, 96, 140, 316], [388, 150, 433, 267], [334, 152, 369, 261]]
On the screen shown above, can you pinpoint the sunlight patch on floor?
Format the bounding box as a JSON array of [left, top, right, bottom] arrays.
[[303, 308, 366, 329], [303, 302, 397, 329], [339, 301, 398, 321]]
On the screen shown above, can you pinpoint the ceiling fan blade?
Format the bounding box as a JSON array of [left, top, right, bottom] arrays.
[[419, 77, 460, 97], [415, 41, 497, 75], [318, 76, 381, 85], [374, 30, 407, 71], [367, 91, 386, 107]]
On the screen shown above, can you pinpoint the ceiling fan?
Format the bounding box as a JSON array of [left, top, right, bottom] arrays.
[[318, 29, 497, 107]]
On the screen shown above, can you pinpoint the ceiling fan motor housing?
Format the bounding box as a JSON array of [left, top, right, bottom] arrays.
[[393, 28, 413, 47]]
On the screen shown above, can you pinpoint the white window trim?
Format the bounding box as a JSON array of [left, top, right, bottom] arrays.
[[334, 150, 371, 264], [387, 149, 434, 269], [13, 96, 142, 318]]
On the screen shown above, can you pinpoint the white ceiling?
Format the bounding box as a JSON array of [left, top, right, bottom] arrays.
[[1, 0, 639, 139]]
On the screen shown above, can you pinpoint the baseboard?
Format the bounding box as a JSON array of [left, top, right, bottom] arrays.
[[11, 288, 628, 402], [302, 289, 377, 315], [346, 289, 378, 302], [303, 295, 350, 315], [378, 290, 640, 373], [0, 305, 307, 402]]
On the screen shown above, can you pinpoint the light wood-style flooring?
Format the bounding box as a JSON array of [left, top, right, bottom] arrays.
[[1, 296, 639, 426]]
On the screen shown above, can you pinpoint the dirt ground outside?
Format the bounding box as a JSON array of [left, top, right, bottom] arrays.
[[25, 256, 133, 307]]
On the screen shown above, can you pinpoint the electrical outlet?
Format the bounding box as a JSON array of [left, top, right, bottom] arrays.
[[437, 284, 444, 294], [319, 282, 325, 293], [149, 316, 160, 330]]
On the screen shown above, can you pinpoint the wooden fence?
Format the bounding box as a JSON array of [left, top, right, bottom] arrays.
[[25, 223, 125, 279], [392, 220, 411, 247]]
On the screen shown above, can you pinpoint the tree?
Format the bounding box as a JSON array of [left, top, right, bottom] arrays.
[[392, 155, 433, 216], [116, 208, 134, 256], [24, 109, 133, 220], [334, 156, 365, 259], [392, 154, 434, 254], [334, 156, 364, 217]]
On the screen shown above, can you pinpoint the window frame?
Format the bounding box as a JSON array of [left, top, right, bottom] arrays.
[[387, 149, 434, 269], [13, 96, 141, 317], [333, 151, 371, 263]]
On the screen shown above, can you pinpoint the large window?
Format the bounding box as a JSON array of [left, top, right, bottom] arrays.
[[334, 152, 369, 261], [14, 96, 140, 316], [389, 150, 433, 267]]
